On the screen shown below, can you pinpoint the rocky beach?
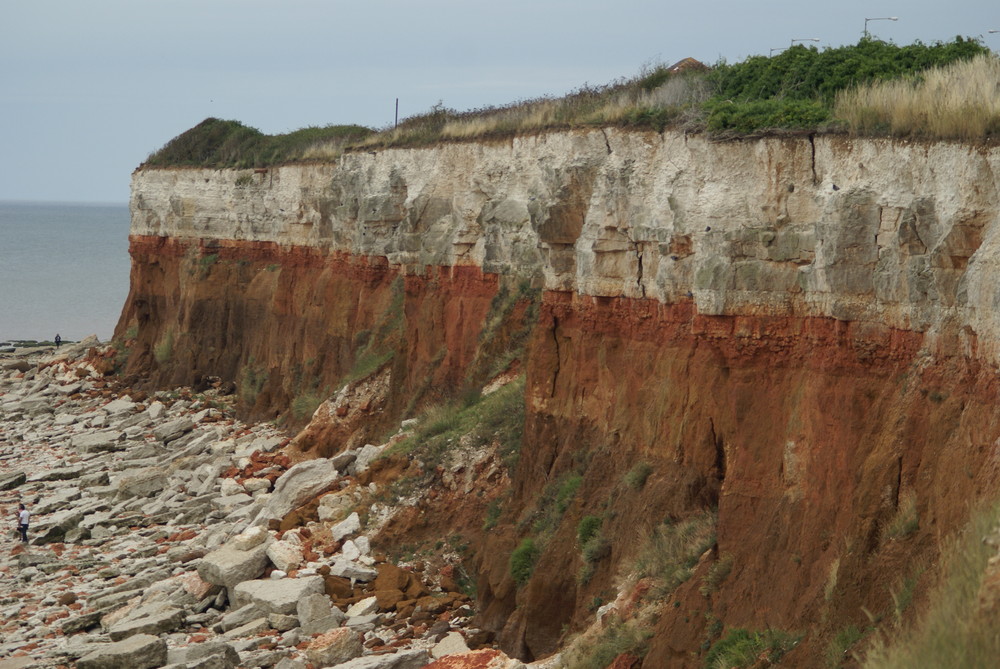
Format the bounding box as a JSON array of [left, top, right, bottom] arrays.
[[0, 341, 529, 669]]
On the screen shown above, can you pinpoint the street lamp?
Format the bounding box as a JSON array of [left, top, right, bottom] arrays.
[[770, 47, 786, 56], [791, 38, 820, 47], [864, 16, 898, 38]]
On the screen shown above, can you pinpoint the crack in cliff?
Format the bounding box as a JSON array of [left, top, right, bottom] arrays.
[[634, 243, 646, 298], [550, 316, 561, 398], [808, 133, 818, 185], [600, 129, 612, 155]]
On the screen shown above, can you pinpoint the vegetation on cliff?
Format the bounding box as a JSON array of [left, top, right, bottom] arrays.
[[142, 37, 995, 169], [143, 118, 373, 169]]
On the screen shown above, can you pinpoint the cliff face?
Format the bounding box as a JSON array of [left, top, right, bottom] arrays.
[[120, 129, 1000, 664]]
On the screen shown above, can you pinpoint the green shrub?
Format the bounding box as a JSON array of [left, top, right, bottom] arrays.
[[624, 462, 653, 490], [144, 118, 374, 168], [390, 375, 525, 469], [578, 515, 603, 545], [706, 628, 799, 669], [153, 331, 174, 364], [239, 359, 268, 406], [291, 392, 324, 422], [556, 475, 583, 513], [826, 625, 865, 667], [700, 554, 734, 596], [561, 620, 651, 669], [510, 538, 540, 585], [483, 499, 503, 531], [705, 36, 988, 133]]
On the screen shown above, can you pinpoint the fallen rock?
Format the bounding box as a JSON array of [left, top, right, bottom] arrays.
[[432, 631, 471, 658], [0, 471, 25, 490], [108, 606, 186, 641], [232, 575, 326, 615], [331, 512, 361, 542], [75, 633, 167, 669], [153, 417, 195, 443], [333, 648, 431, 669], [305, 627, 364, 667], [253, 458, 339, 525], [197, 542, 270, 589], [424, 649, 526, 669]]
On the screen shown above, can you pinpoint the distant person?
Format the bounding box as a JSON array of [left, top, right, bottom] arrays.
[[54, 334, 61, 348], [17, 503, 29, 543]]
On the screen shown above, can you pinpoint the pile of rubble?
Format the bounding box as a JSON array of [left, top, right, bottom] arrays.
[[0, 340, 527, 669]]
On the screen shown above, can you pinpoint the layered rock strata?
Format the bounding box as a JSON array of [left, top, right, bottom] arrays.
[[118, 129, 1000, 663]]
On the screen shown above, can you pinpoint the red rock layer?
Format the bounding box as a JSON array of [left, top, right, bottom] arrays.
[[117, 236, 501, 437], [475, 291, 1000, 664], [118, 237, 1000, 665]]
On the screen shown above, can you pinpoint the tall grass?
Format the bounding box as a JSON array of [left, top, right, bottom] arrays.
[[354, 70, 711, 150], [836, 54, 1000, 140], [634, 510, 717, 598], [861, 501, 1000, 668]]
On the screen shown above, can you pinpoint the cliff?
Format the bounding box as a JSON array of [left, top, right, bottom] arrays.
[[118, 129, 1000, 665]]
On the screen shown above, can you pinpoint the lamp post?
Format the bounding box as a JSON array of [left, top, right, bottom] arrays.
[[770, 47, 785, 56], [791, 38, 820, 47], [864, 16, 898, 38]]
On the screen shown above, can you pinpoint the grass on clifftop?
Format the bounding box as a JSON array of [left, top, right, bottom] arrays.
[[143, 36, 996, 170], [143, 119, 374, 168]]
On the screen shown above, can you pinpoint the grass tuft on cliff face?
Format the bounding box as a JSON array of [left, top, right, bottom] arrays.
[[634, 510, 717, 598]]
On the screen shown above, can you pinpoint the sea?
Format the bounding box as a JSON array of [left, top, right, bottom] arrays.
[[0, 201, 131, 343]]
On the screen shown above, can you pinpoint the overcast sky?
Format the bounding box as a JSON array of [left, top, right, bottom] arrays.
[[2, 0, 997, 203]]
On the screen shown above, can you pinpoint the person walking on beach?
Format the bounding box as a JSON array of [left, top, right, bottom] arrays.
[[54, 334, 61, 348], [16, 503, 29, 543]]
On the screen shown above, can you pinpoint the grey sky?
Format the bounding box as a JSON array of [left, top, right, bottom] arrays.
[[2, 0, 997, 203]]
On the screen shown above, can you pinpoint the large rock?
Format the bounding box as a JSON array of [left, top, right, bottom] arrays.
[[75, 634, 167, 669], [228, 525, 270, 551], [231, 575, 325, 615], [431, 632, 471, 659], [0, 471, 25, 490], [252, 458, 339, 525], [333, 648, 432, 669], [305, 628, 364, 667], [329, 557, 377, 582], [30, 508, 84, 544], [331, 512, 361, 542], [197, 542, 270, 589], [266, 539, 303, 572], [103, 397, 136, 415], [297, 592, 345, 636], [166, 642, 240, 669], [107, 606, 185, 641], [116, 467, 168, 499], [71, 430, 125, 453], [153, 417, 195, 443]]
